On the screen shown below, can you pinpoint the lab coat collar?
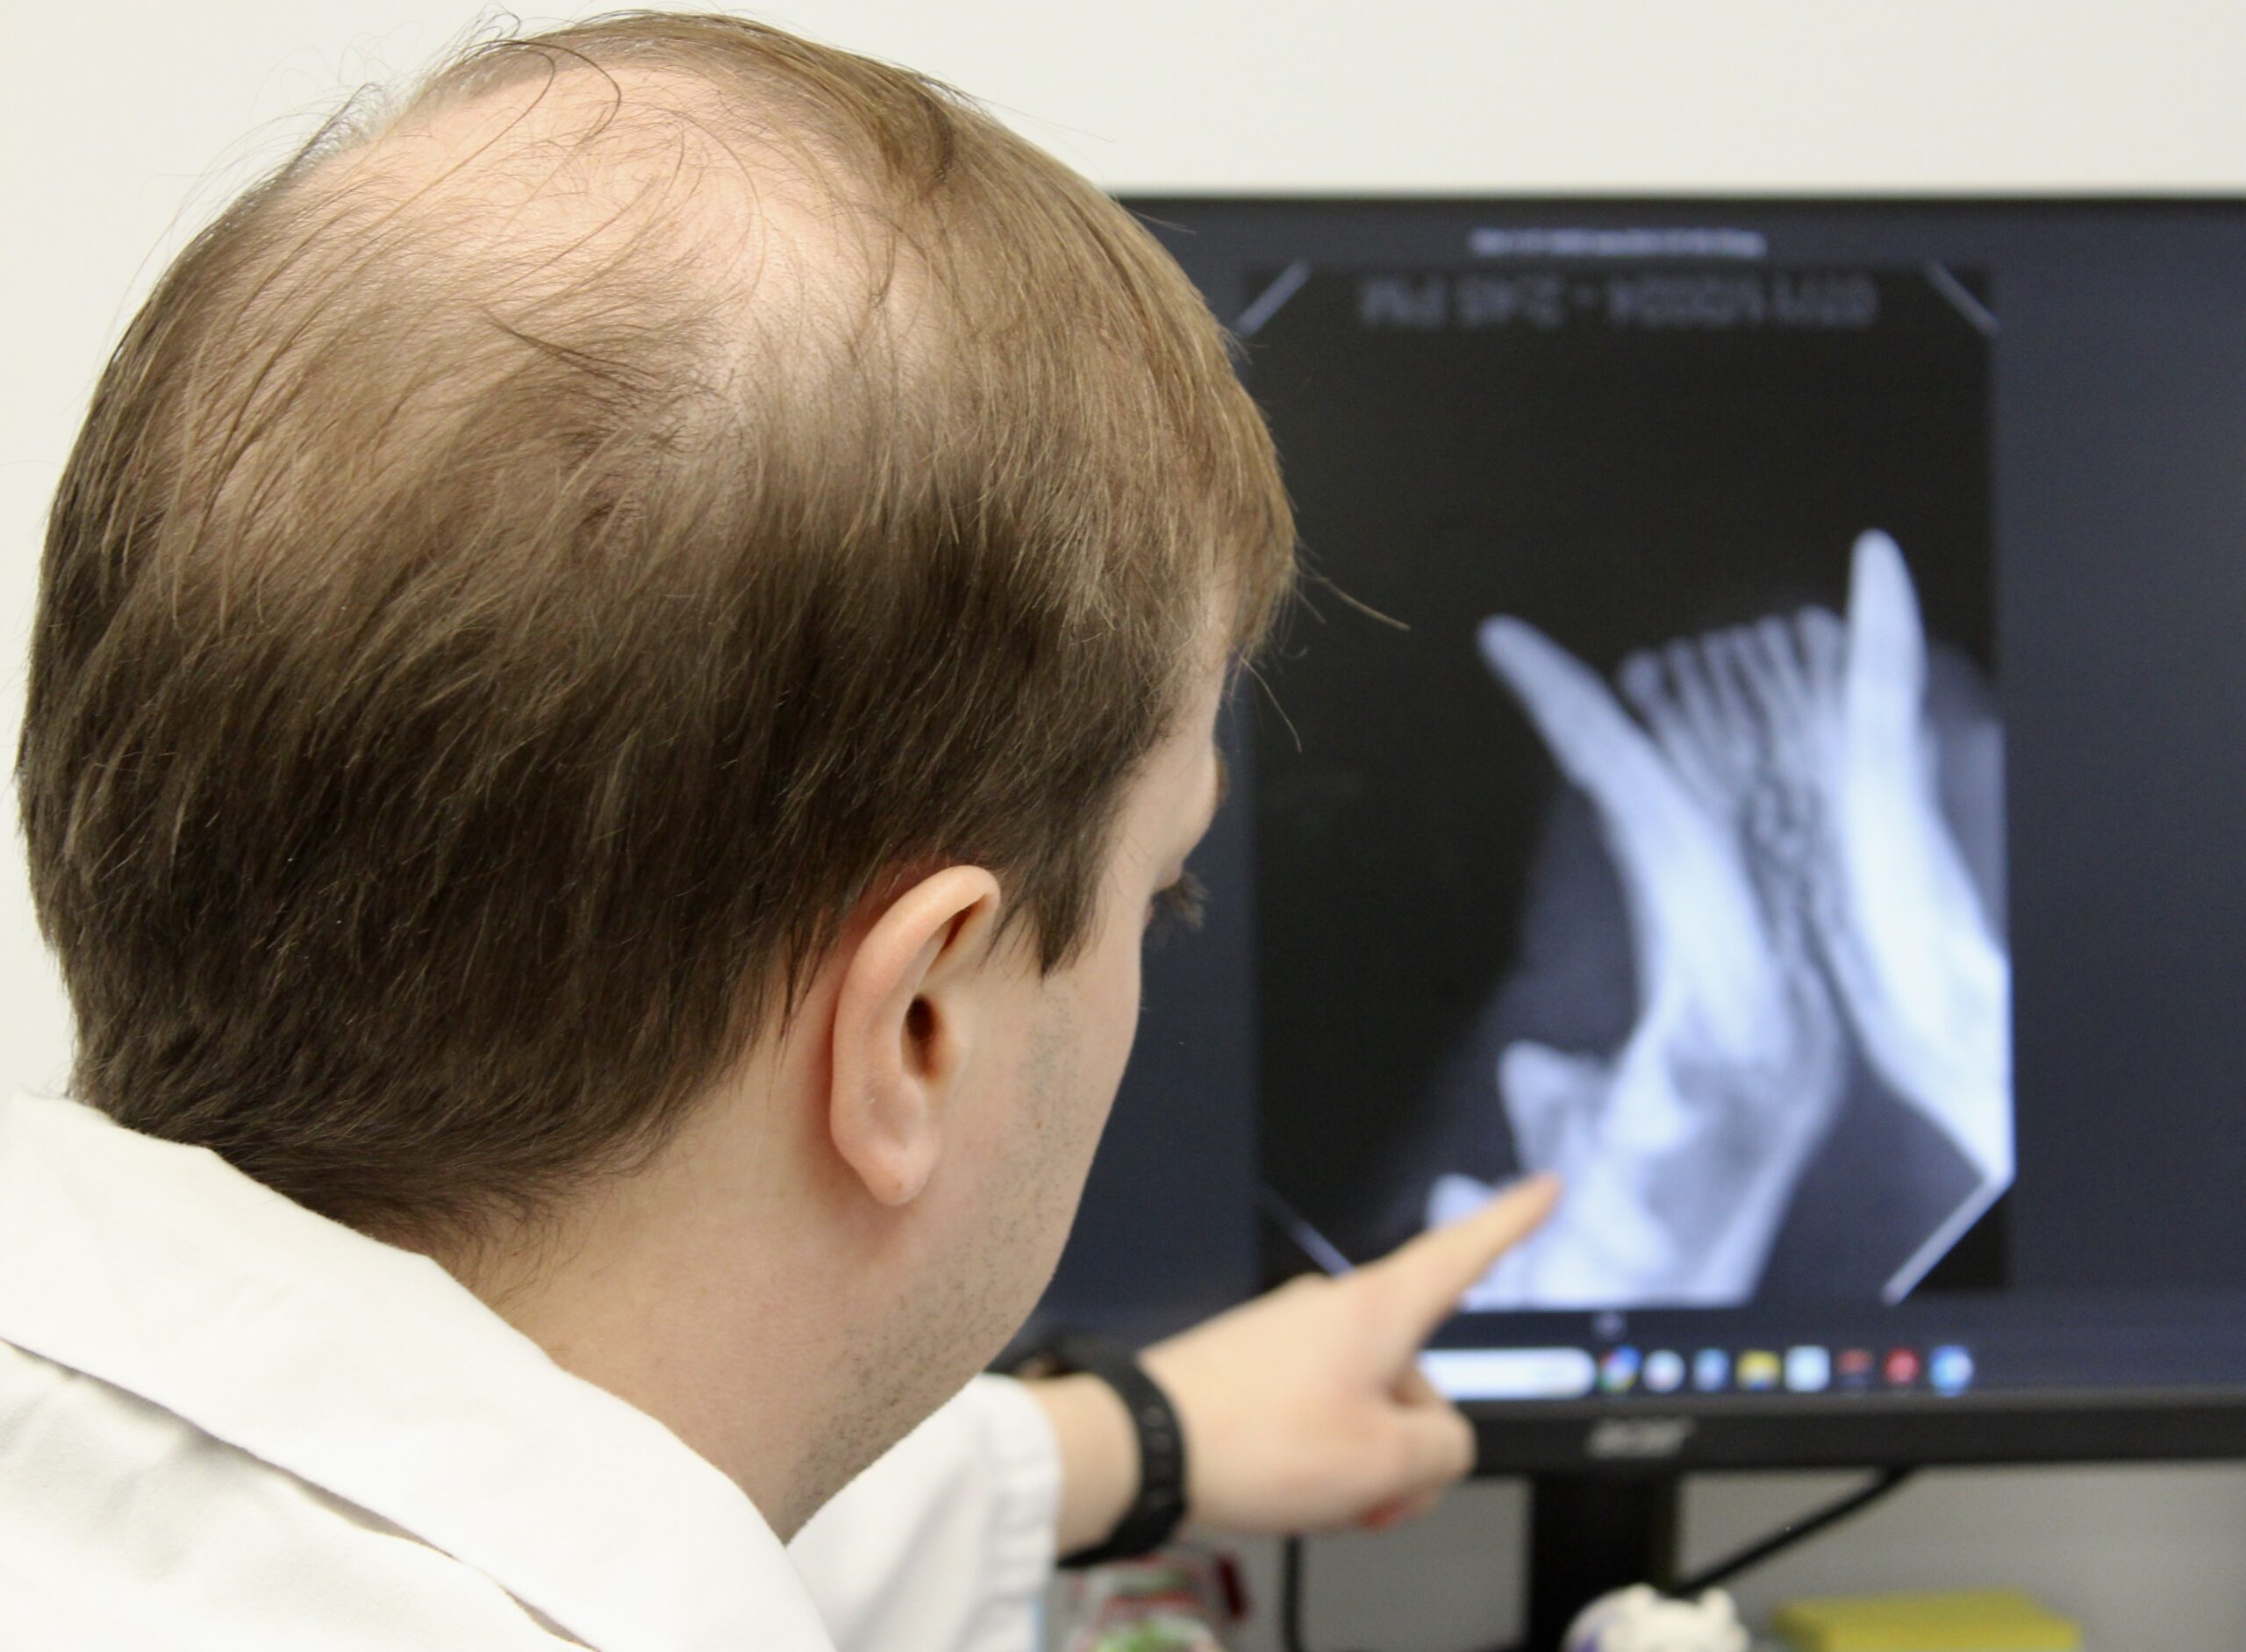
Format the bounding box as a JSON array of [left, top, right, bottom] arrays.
[[0, 1091, 835, 1652]]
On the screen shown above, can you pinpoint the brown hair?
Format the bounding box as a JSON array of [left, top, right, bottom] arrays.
[[16, 11, 1294, 1245]]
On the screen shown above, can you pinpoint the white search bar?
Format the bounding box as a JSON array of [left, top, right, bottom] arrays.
[[1420, 1347, 1598, 1401]]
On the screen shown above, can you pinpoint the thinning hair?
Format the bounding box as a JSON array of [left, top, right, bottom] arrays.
[[17, 11, 1295, 1246]]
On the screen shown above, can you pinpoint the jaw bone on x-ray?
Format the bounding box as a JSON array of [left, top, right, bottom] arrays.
[[1427, 531, 2014, 1310]]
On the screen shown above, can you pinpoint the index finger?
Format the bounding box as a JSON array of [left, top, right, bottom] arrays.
[[1363, 1173, 1561, 1344]]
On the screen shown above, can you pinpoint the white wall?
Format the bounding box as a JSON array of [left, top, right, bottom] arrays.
[[7, 3, 2246, 1641]]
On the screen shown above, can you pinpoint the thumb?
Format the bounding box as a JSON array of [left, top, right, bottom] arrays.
[[1378, 1365, 1478, 1502], [1383, 1400, 1477, 1500], [1362, 1173, 1561, 1347]]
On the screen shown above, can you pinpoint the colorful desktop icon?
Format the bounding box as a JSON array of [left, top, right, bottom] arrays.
[[1692, 1348, 1731, 1392], [1930, 1346, 1977, 1395], [1738, 1350, 1781, 1391], [1837, 1348, 1876, 1390], [1643, 1349, 1686, 1394], [1885, 1348, 1923, 1387], [1599, 1347, 1643, 1394], [1785, 1346, 1833, 1393]]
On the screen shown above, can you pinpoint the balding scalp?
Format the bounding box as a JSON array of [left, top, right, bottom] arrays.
[[19, 12, 1293, 1248]]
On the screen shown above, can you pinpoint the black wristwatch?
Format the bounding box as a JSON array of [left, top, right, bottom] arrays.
[[1011, 1330, 1190, 1569]]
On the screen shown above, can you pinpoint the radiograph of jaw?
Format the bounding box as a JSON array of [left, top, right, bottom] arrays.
[[1430, 619, 1849, 1308], [1429, 532, 2014, 1309]]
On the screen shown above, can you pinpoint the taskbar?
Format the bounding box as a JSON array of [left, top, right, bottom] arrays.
[[1420, 1306, 2246, 1405], [1422, 1341, 1975, 1402]]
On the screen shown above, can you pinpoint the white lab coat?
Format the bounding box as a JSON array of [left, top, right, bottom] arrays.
[[0, 1092, 1061, 1652]]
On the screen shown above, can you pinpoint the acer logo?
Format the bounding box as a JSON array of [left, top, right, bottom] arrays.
[[1585, 1418, 1697, 1461]]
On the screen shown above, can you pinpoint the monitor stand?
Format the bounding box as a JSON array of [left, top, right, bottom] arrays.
[[1524, 1473, 1681, 1650]]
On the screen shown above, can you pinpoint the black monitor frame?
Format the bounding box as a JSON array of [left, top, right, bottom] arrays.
[[1046, 194, 2246, 1641]]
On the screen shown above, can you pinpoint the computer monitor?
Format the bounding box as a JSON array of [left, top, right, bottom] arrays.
[[1034, 197, 2246, 1635]]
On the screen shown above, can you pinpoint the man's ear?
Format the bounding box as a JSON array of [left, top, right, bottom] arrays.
[[827, 866, 1005, 1208]]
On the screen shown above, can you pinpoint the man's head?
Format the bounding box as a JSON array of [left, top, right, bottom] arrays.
[[17, 13, 1291, 1512]]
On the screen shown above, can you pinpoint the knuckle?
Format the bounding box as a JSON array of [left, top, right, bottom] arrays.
[[1377, 1422, 1427, 1487], [1441, 1414, 1477, 1478], [1342, 1268, 1399, 1325]]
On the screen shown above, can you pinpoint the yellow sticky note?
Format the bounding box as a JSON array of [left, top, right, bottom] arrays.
[[1770, 1589, 2080, 1651]]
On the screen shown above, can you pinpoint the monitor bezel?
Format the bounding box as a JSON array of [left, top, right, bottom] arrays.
[[1112, 190, 2246, 1477]]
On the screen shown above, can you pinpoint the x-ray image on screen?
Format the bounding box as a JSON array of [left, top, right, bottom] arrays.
[[1247, 259, 2009, 1310], [1428, 532, 2010, 1308]]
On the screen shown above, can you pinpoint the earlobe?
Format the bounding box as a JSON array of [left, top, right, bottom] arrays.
[[827, 867, 1002, 1209]]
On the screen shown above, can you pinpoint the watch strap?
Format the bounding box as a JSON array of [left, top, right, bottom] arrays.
[[1028, 1331, 1191, 1569]]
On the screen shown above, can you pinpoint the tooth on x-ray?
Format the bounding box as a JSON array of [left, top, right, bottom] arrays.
[[1434, 532, 2014, 1310], [1828, 534, 2013, 1178], [1478, 616, 1796, 1071], [1462, 612, 1847, 1308]]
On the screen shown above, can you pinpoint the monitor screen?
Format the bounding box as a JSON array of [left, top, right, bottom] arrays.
[[1038, 198, 2246, 1467]]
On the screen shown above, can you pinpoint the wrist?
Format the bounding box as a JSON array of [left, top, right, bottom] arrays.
[[1027, 1372, 1140, 1558], [1017, 1333, 1191, 1566]]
